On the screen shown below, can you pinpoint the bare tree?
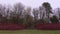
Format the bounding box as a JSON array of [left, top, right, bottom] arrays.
[[55, 8, 60, 22], [11, 2, 25, 24], [14, 3, 25, 18], [39, 6, 45, 19], [33, 8, 39, 21]]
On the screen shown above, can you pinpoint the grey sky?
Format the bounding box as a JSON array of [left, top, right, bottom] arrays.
[[0, 0, 60, 9]]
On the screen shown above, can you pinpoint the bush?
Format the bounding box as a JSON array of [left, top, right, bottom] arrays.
[[50, 15, 59, 23]]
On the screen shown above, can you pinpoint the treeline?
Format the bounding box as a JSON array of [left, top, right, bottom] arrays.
[[0, 2, 59, 25]]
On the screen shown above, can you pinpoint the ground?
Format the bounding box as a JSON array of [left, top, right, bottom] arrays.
[[0, 30, 60, 34]]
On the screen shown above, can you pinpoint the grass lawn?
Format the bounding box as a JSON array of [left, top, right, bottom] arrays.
[[0, 30, 60, 34]]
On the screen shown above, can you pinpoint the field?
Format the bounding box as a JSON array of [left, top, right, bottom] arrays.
[[0, 30, 60, 34]]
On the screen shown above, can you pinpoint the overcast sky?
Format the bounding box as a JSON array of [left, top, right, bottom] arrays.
[[0, 0, 60, 9]]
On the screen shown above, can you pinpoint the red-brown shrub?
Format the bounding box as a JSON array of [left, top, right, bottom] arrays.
[[35, 23, 60, 30], [0, 23, 25, 30]]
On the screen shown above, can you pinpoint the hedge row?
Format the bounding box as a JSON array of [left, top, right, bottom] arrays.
[[0, 23, 60, 30]]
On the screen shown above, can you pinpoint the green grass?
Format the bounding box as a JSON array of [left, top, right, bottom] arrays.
[[0, 30, 60, 34]]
